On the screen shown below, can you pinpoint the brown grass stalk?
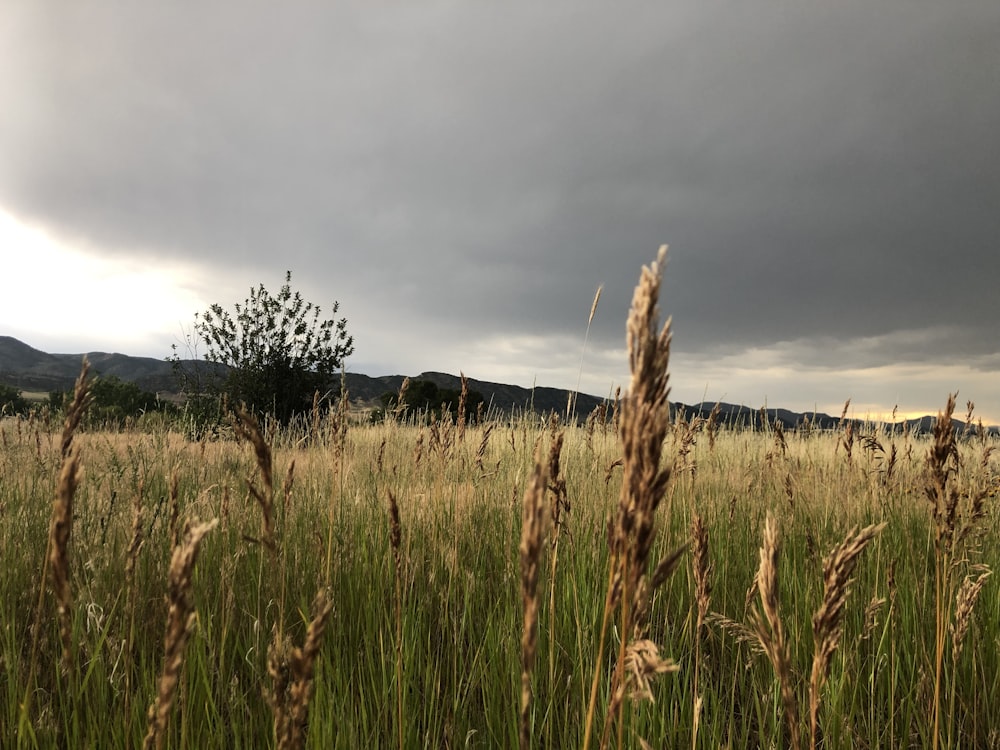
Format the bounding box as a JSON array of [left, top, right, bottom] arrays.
[[233, 407, 276, 553], [51, 449, 81, 676], [951, 566, 992, 662], [143, 518, 219, 750], [571, 284, 604, 420], [59, 358, 93, 460], [751, 514, 800, 750], [584, 246, 678, 750], [167, 470, 180, 550], [458, 371, 469, 442], [808, 522, 886, 750], [20, 359, 92, 733], [124, 480, 146, 723], [267, 590, 335, 750], [519, 447, 549, 750], [544, 431, 568, 746], [925, 394, 957, 750], [310, 389, 321, 444], [691, 513, 712, 750], [388, 491, 405, 750], [475, 423, 495, 475], [283, 460, 296, 512]]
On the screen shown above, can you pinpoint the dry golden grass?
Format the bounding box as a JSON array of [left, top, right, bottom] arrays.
[[3, 250, 998, 749]]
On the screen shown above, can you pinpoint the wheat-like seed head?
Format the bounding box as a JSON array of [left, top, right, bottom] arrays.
[[546, 431, 568, 529], [925, 393, 959, 549], [167, 470, 180, 550], [707, 612, 765, 655], [809, 522, 886, 749], [612, 246, 673, 621], [50, 449, 81, 675], [143, 518, 219, 750], [692, 514, 712, 628], [518, 448, 549, 750], [952, 566, 992, 661], [457, 372, 469, 442], [282, 460, 296, 512], [588, 284, 603, 326], [60, 358, 92, 460], [751, 513, 800, 750], [234, 408, 277, 552], [858, 596, 887, 644], [388, 491, 402, 564], [234, 407, 274, 492], [125, 480, 145, 584], [623, 638, 679, 702], [594, 247, 679, 750], [269, 590, 335, 750]]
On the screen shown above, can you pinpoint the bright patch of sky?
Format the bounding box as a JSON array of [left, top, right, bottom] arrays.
[[0, 207, 207, 356]]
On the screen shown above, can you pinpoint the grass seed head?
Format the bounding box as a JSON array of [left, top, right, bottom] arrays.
[[144, 518, 218, 750]]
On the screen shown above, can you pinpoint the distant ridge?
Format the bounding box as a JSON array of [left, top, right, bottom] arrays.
[[673, 401, 994, 436], [0, 335, 182, 393], [0, 335, 991, 432], [0, 336, 606, 417]]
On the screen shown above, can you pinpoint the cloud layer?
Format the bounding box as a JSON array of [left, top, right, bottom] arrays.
[[2, 2, 998, 418]]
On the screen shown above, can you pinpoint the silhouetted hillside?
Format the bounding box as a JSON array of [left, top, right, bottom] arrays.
[[1, 336, 992, 432], [0, 336, 606, 417], [340, 371, 606, 417], [0, 336, 183, 393]]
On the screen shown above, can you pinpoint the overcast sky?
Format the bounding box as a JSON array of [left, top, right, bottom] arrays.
[[2, 2, 999, 421]]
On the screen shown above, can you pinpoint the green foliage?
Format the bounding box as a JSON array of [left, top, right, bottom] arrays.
[[49, 376, 172, 427], [0, 384, 29, 416], [171, 271, 354, 427], [378, 379, 485, 423]]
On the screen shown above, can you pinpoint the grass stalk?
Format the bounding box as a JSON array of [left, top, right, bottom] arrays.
[[519, 446, 549, 750], [570, 285, 603, 422], [808, 522, 886, 750], [388, 490, 404, 750], [143, 518, 219, 750]]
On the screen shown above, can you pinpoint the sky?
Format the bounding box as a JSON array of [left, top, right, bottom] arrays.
[[2, 2, 999, 422]]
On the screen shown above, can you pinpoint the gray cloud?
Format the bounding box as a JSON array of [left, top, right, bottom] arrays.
[[2, 1, 999, 415]]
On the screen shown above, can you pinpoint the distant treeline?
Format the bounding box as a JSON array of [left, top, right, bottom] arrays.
[[1, 376, 174, 427]]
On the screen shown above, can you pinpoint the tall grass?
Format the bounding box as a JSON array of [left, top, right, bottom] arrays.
[[0, 254, 997, 748]]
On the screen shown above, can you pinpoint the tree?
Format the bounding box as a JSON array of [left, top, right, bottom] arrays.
[[0, 384, 29, 416], [49, 376, 173, 428], [173, 271, 354, 426], [377, 379, 484, 423]]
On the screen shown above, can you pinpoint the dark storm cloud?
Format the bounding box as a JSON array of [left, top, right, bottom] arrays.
[[2, 1, 999, 386]]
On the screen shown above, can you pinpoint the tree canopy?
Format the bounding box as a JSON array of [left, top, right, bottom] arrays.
[[172, 271, 353, 426], [0, 384, 29, 416], [49, 375, 170, 427], [378, 379, 485, 423]]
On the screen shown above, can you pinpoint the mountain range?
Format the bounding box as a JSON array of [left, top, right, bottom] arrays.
[[0, 335, 989, 433], [0, 335, 607, 417]]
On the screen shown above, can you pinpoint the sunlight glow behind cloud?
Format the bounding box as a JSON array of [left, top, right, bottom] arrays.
[[0, 207, 207, 356]]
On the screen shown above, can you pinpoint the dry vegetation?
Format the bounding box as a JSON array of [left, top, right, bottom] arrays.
[[1, 249, 998, 748]]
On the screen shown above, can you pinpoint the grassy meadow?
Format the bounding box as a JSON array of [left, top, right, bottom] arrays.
[[1, 258, 998, 749]]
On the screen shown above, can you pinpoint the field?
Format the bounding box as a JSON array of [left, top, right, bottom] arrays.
[[1, 390, 998, 749], [2, 257, 998, 749]]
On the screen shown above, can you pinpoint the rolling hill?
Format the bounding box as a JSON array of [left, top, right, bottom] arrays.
[[0, 335, 989, 432]]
